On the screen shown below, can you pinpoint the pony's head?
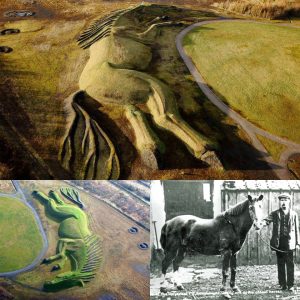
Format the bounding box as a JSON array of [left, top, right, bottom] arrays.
[[248, 195, 264, 230]]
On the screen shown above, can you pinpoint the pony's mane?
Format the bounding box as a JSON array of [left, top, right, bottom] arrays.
[[223, 199, 249, 217]]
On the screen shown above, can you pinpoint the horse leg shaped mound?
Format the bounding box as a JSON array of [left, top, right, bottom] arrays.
[[33, 190, 102, 292]]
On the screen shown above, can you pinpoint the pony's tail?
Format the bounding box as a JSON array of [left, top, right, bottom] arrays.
[[160, 223, 167, 250], [58, 91, 120, 180]]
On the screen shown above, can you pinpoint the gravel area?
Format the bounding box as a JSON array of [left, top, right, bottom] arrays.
[[151, 264, 300, 299]]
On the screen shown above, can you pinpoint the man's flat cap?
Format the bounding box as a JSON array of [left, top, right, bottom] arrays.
[[278, 193, 291, 199]]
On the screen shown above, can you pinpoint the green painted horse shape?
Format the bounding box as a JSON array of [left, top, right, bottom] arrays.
[[33, 190, 102, 292]]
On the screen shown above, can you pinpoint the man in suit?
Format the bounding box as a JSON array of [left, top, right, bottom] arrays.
[[263, 193, 300, 292]]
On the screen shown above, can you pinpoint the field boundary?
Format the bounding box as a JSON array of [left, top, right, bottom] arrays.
[[64, 181, 150, 231]]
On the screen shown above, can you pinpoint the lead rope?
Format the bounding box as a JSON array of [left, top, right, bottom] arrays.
[[258, 230, 300, 271]]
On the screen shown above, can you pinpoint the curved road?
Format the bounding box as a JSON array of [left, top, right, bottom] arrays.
[[0, 180, 48, 278], [176, 19, 300, 179]]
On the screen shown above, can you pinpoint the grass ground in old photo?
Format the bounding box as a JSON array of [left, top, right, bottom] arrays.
[[0, 195, 43, 273], [184, 21, 300, 144], [151, 264, 300, 299]]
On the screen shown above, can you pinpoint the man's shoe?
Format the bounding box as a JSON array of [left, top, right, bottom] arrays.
[[288, 286, 295, 292], [280, 285, 287, 291]]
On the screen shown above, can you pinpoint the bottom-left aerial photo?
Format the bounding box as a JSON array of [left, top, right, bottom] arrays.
[[0, 180, 150, 300]]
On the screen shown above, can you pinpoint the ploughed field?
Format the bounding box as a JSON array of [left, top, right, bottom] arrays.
[[184, 21, 300, 144], [0, 195, 43, 273]]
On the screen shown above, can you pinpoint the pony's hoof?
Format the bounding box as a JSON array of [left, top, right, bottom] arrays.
[[221, 291, 231, 299], [141, 148, 159, 170], [176, 284, 184, 290], [41, 258, 49, 264], [160, 286, 168, 293], [232, 286, 241, 293]]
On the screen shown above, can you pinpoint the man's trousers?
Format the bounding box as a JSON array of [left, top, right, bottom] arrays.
[[276, 238, 295, 288]]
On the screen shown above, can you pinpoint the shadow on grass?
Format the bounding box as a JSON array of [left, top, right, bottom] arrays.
[[150, 32, 279, 175], [191, 89, 281, 172]]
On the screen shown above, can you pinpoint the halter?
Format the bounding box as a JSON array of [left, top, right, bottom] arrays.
[[223, 212, 238, 234], [223, 200, 257, 234], [248, 203, 257, 223]]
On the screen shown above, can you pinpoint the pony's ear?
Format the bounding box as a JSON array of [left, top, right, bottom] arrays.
[[248, 195, 253, 202], [258, 195, 263, 200]]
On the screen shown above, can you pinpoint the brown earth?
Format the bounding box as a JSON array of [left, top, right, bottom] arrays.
[[0, 180, 14, 193]]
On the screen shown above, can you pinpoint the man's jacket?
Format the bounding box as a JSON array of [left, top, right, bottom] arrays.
[[264, 209, 300, 251]]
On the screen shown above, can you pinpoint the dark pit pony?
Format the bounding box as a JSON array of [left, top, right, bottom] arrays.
[[159, 195, 264, 295]]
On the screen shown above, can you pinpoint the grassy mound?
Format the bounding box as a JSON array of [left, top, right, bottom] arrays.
[[80, 61, 151, 104], [0, 196, 43, 273], [184, 21, 300, 143]]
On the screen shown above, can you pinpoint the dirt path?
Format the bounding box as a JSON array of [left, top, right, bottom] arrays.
[[0, 180, 48, 278], [176, 19, 300, 179]]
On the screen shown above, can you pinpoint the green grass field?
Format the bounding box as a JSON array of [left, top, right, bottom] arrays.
[[184, 21, 300, 143], [0, 196, 43, 272]]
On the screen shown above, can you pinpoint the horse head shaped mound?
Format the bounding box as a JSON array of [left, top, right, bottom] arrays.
[[159, 194, 264, 294], [33, 190, 102, 292], [59, 4, 222, 179]]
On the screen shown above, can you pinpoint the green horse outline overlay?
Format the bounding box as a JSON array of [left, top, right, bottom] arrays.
[[33, 190, 102, 292]]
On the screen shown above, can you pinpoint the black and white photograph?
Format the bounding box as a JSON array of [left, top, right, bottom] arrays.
[[150, 180, 300, 299]]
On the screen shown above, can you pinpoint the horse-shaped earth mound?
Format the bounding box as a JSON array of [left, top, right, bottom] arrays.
[[33, 190, 102, 292], [59, 4, 222, 179]]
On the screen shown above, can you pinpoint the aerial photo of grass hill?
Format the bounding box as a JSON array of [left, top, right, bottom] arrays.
[[0, 0, 299, 180], [0, 180, 149, 300]]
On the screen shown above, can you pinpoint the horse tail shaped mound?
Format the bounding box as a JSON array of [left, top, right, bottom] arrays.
[[59, 91, 120, 179]]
